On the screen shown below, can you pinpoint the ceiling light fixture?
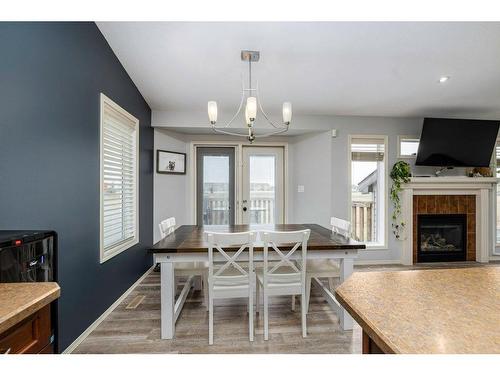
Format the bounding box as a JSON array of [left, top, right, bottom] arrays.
[[207, 50, 291, 143], [439, 76, 450, 83]]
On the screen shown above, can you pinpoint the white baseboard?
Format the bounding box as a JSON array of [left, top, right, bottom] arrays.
[[354, 259, 401, 266], [62, 265, 154, 354], [489, 255, 500, 261]]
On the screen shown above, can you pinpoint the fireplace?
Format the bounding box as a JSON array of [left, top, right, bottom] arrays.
[[402, 180, 497, 265], [417, 214, 467, 262]]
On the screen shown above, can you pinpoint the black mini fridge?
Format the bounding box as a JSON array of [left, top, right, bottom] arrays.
[[0, 230, 58, 352]]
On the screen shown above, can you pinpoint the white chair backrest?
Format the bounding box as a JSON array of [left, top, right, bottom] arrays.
[[261, 230, 310, 284], [159, 217, 176, 239], [206, 231, 257, 286], [331, 217, 351, 238]]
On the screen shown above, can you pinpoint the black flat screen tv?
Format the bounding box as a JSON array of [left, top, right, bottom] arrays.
[[415, 118, 499, 167]]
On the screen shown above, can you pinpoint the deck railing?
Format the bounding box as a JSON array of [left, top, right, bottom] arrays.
[[248, 191, 275, 224], [351, 192, 374, 242], [203, 191, 275, 225]]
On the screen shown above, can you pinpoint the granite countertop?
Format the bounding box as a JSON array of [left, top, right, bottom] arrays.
[[0, 282, 60, 334], [335, 267, 500, 354]]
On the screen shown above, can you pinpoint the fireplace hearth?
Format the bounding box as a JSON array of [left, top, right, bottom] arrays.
[[417, 214, 467, 262]]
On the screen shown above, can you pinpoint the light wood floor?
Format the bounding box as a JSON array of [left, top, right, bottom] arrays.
[[72, 261, 498, 354]]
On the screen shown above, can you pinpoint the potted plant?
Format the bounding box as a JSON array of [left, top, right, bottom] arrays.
[[390, 161, 412, 240]]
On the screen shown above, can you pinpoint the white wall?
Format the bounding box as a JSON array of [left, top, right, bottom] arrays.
[[153, 129, 188, 243], [289, 132, 333, 229]]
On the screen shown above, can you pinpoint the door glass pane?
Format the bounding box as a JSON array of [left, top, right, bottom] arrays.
[[202, 155, 230, 225], [249, 155, 275, 224]]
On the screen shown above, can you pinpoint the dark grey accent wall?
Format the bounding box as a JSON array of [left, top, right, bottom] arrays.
[[0, 22, 153, 351]]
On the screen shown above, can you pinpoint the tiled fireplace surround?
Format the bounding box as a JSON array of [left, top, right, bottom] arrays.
[[412, 195, 475, 263], [401, 177, 497, 265]]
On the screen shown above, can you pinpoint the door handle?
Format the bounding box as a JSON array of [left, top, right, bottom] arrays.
[[243, 207, 247, 212]]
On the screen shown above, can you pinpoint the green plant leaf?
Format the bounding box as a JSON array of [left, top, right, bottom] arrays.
[[389, 161, 411, 240]]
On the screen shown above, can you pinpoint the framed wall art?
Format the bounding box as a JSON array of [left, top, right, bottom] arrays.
[[156, 150, 186, 175]]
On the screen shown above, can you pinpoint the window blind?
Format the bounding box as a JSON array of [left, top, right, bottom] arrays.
[[351, 137, 385, 162], [496, 141, 500, 174], [100, 94, 139, 261]]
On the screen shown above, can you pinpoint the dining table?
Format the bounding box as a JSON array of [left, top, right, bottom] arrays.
[[150, 223, 366, 340]]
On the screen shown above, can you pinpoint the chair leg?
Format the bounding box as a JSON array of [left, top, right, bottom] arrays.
[[203, 273, 209, 312], [256, 280, 260, 315], [291, 295, 296, 311], [263, 291, 269, 341], [193, 274, 202, 291], [249, 287, 254, 342], [306, 276, 312, 314], [328, 277, 335, 292], [301, 293, 307, 338], [209, 296, 214, 345], [247, 272, 255, 313]]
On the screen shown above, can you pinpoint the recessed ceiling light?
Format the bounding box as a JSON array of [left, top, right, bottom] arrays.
[[439, 76, 450, 83]]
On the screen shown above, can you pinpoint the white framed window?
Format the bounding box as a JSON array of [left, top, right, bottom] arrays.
[[100, 93, 139, 263], [348, 135, 388, 248], [397, 135, 419, 158]]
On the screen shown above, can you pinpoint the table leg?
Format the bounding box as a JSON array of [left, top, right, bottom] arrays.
[[339, 258, 354, 330], [161, 261, 175, 339]]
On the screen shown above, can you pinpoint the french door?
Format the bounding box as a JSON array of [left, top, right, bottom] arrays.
[[196, 147, 235, 225], [195, 146, 284, 225], [241, 147, 284, 224]]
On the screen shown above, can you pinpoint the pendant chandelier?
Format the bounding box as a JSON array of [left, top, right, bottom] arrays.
[[207, 50, 292, 143]]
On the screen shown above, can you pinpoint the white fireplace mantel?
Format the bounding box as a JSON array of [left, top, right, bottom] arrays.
[[400, 177, 498, 265]]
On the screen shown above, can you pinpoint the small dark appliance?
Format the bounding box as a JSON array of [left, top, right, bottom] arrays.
[[0, 230, 58, 352]]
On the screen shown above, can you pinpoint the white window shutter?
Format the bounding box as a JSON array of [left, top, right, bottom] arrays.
[[496, 141, 500, 174], [100, 94, 139, 262]]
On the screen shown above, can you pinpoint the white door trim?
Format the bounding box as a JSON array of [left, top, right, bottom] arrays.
[[242, 146, 285, 224], [188, 140, 289, 225]]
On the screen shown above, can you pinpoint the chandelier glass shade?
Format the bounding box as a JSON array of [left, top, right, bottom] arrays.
[[207, 50, 291, 143]]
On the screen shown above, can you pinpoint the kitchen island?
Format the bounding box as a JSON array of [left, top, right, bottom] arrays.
[[335, 267, 500, 354]]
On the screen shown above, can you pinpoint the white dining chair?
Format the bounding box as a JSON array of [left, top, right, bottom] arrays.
[[206, 231, 257, 345], [256, 229, 310, 340], [159, 217, 209, 310], [158, 217, 176, 237], [292, 217, 352, 313]]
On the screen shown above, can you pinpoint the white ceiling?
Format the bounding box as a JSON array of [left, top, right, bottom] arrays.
[[97, 22, 500, 119]]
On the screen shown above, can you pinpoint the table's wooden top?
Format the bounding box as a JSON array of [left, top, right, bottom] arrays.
[[0, 282, 60, 334], [150, 224, 365, 253], [335, 267, 500, 354]]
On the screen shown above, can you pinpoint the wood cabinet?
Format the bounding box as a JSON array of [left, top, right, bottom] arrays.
[[362, 331, 385, 354], [0, 305, 53, 354]]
